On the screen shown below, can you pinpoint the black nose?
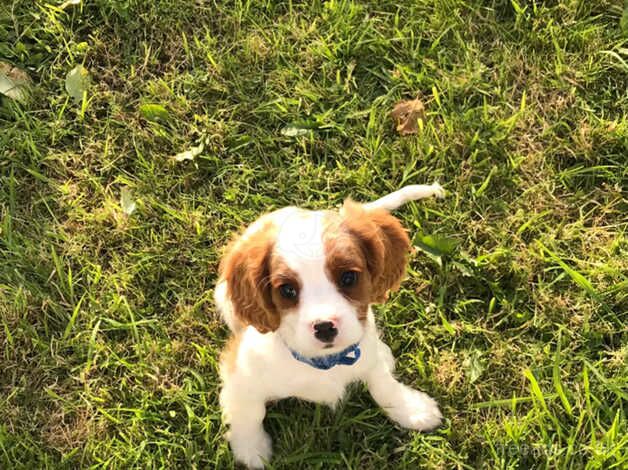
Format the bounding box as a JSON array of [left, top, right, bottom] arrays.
[[313, 321, 338, 343]]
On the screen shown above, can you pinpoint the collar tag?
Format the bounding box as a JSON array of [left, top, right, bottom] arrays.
[[290, 343, 361, 370]]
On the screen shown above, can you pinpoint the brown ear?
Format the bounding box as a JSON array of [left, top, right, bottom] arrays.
[[219, 222, 280, 333], [341, 200, 411, 303]]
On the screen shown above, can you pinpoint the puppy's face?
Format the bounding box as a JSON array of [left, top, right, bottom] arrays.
[[219, 201, 410, 357]]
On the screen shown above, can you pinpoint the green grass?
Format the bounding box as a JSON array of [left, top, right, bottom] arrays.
[[1, 0, 627, 468]]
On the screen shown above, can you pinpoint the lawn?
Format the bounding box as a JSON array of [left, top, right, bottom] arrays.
[[1, 0, 627, 468]]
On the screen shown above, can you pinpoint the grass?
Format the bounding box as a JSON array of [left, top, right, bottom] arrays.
[[1, 0, 627, 468]]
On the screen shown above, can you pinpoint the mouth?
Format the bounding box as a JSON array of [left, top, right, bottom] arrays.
[[323, 343, 334, 349]]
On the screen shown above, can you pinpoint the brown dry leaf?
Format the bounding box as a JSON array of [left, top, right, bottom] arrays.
[[391, 98, 425, 135], [0, 61, 32, 102]]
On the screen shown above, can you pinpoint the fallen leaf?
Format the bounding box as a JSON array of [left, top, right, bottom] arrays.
[[462, 350, 485, 384], [280, 124, 312, 137], [173, 142, 204, 162], [140, 103, 170, 123], [391, 98, 425, 135], [120, 187, 136, 215], [0, 61, 32, 103], [65, 65, 90, 104], [414, 233, 457, 258]]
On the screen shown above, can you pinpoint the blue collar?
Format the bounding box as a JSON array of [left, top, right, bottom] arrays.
[[289, 343, 361, 370]]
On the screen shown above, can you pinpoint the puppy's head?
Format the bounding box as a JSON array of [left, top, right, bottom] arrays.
[[219, 202, 411, 356]]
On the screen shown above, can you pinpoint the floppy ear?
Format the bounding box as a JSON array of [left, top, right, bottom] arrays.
[[341, 200, 411, 303], [219, 223, 280, 333]]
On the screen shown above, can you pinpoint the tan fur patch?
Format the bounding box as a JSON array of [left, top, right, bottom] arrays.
[[219, 220, 280, 333], [338, 200, 411, 304], [269, 256, 301, 311], [323, 212, 372, 321]]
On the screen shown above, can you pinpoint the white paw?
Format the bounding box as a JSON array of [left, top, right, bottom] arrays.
[[389, 388, 443, 432], [230, 429, 272, 469], [431, 182, 446, 199]]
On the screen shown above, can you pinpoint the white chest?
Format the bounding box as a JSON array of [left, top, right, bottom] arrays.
[[252, 335, 380, 407], [278, 365, 358, 405]]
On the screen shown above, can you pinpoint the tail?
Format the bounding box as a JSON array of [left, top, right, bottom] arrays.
[[364, 183, 445, 211]]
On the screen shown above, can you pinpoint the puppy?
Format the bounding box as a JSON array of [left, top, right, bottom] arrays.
[[215, 183, 445, 468]]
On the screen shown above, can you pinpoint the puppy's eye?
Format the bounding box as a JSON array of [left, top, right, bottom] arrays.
[[339, 271, 358, 288], [279, 283, 298, 299]]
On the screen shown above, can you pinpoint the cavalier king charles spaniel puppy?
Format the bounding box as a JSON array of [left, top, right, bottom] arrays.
[[215, 183, 445, 468]]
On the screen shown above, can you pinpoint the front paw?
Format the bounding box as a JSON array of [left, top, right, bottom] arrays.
[[229, 429, 272, 469], [389, 388, 443, 432]]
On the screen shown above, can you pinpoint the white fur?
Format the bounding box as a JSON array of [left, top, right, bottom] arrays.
[[364, 183, 445, 211], [216, 184, 445, 468]]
